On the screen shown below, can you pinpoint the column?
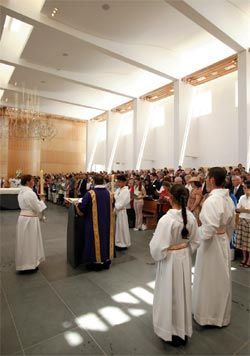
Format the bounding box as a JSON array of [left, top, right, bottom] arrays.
[[238, 50, 250, 170]]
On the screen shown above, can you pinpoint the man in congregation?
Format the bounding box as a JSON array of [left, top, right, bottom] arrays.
[[114, 175, 131, 250], [74, 174, 115, 271], [193, 167, 235, 327]]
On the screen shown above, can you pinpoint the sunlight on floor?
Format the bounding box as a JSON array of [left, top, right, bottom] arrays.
[[76, 313, 109, 331], [64, 331, 83, 347], [130, 287, 154, 305], [147, 281, 155, 290], [98, 306, 131, 326], [127, 308, 147, 317], [111, 292, 140, 304]]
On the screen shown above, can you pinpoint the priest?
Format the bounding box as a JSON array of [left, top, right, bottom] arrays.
[[75, 174, 115, 270]]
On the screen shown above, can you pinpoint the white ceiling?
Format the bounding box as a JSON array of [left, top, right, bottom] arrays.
[[0, 0, 249, 121]]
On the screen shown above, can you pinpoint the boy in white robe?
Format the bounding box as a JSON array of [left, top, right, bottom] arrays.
[[193, 167, 235, 327], [114, 175, 131, 249], [150, 184, 200, 346], [16, 174, 47, 272]]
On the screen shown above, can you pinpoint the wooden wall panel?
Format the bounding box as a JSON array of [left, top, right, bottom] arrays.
[[40, 119, 86, 174], [1, 115, 86, 178]]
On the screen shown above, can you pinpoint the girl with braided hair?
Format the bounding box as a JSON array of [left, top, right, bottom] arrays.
[[150, 184, 200, 346]]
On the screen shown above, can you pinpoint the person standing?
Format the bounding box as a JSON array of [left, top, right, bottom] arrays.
[[235, 180, 250, 268], [74, 174, 115, 271], [114, 175, 131, 250], [133, 176, 146, 231], [193, 167, 235, 327], [16, 175, 47, 272], [150, 184, 200, 346]]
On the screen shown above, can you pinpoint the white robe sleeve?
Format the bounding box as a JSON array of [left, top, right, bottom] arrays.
[[26, 190, 47, 214], [115, 189, 130, 211], [149, 216, 173, 262], [188, 214, 200, 253], [199, 199, 221, 240]]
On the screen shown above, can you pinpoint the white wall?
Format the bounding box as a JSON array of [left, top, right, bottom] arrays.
[[193, 71, 238, 167], [89, 71, 239, 171]]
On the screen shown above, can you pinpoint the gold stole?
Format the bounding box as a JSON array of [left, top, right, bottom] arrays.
[[89, 190, 115, 263]]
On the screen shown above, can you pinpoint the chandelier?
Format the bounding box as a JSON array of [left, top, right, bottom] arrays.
[[0, 88, 57, 141]]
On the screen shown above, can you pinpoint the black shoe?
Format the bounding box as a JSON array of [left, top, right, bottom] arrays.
[[167, 335, 187, 347], [115, 246, 128, 251], [18, 268, 38, 274]]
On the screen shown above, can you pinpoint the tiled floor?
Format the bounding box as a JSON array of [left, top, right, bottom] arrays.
[[1, 203, 249, 355]]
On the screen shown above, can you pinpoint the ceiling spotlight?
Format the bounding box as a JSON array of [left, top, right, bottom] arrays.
[[51, 13, 55, 17], [102, 4, 110, 10], [169, 89, 174, 92]]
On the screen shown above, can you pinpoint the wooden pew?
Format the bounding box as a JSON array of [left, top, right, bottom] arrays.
[[142, 199, 158, 229]]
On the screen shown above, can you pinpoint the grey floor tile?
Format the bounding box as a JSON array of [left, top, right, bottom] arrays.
[[235, 341, 250, 355], [183, 323, 244, 355], [1, 203, 250, 356], [231, 262, 250, 288], [39, 255, 84, 282], [5, 284, 76, 349], [23, 327, 103, 355], [0, 292, 22, 355], [1, 270, 48, 295]]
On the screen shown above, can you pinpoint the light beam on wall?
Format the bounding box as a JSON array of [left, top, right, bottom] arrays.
[[178, 88, 196, 167], [135, 109, 152, 170], [87, 124, 102, 171], [107, 117, 124, 172]]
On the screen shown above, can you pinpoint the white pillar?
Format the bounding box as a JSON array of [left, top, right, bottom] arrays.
[[238, 50, 250, 169]]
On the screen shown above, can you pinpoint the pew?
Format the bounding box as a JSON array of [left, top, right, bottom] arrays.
[[142, 199, 158, 229]]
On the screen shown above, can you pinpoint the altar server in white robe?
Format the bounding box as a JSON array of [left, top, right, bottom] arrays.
[[193, 167, 235, 327], [16, 174, 47, 272], [150, 184, 200, 346], [115, 175, 131, 249]]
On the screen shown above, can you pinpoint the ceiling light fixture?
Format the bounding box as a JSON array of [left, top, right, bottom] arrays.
[[196, 76, 206, 82], [224, 64, 236, 70], [169, 89, 174, 92], [211, 71, 218, 76], [151, 95, 158, 100]]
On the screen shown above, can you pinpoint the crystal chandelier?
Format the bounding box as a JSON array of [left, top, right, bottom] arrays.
[[0, 88, 57, 141]]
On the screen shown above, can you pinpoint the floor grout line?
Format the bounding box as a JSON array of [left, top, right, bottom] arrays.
[[22, 325, 79, 353], [38, 269, 108, 356], [232, 279, 250, 288], [232, 338, 250, 356], [1, 286, 25, 356]]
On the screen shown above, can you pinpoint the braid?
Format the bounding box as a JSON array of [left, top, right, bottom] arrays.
[[180, 195, 189, 239]]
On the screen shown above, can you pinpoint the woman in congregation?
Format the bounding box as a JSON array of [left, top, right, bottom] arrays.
[[16, 174, 47, 272], [235, 180, 250, 268], [133, 176, 146, 231], [150, 184, 200, 346], [187, 176, 203, 226]]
